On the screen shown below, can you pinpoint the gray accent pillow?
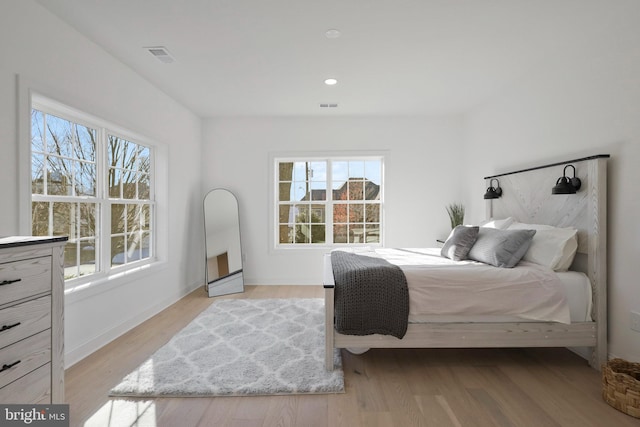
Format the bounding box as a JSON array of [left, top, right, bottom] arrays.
[[467, 228, 536, 268], [441, 225, 479, 261]]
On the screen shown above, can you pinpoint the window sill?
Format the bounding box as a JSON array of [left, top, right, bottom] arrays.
[[64, 259, 167, 305]]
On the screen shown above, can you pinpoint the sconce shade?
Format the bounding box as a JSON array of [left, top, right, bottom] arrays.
[[552, 165, 581, 195], [484, 178, 502, 199]]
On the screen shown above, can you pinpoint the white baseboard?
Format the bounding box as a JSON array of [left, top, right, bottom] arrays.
[[65, 280, 202, 368]]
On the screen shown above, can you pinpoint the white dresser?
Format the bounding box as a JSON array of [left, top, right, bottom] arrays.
[[0, 236, 66, 404]]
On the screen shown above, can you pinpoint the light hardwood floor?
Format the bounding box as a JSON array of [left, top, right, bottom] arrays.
[[66, 285, 639, 427]]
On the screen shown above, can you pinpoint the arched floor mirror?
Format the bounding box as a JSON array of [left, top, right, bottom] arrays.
[[204, 188, 244, 297]]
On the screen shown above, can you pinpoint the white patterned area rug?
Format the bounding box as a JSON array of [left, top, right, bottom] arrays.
[[110, 298, 344, 397]]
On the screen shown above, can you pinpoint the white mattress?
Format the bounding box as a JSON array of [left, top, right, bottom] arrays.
[[324, 248, 592, 324]]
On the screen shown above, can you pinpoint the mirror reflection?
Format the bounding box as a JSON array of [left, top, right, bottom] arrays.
[[204, 188, 244, 297]]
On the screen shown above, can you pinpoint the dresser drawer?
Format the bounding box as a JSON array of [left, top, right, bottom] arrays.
[[0, 329, 51, 389], [0, 296, 51, 350], [0, 256, 51, 306], [0, 363, 51, 404]]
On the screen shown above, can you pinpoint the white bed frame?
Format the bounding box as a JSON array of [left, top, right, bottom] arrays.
[[324, 155, 608, 371]]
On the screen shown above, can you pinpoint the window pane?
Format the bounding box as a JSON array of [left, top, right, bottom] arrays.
[[349, 224, 365, 243], [333, 224, 347, 243], [129, 204, 141, 231], [74, 160, 96, 196], [310, 225, 325, 243], [333, 203, 347, 224], [365, 180, 380, 201], [108, 136, 138, 169], [47, 156, 71, 196], [279, 183, 293, 202], [295, 205, 309, 224], [349, 204, 364, 222], [111, 204, 126, 235], [31, 110, 45, 153], [348, 160, 365, 178], [32, 201, 50, 236], [310, 184, 326, 200], [309, 162, 326, 181], [64, 241, 79, 279], [293, 182, 308, 201], [279, 225, 293, 243], [141, 205, 151, 231], [127, 231, 142, 262], [79, 203, 97, 238], [52, 202, 73, 237], [109, 168, 122, 198], [332, 161, 348, 181], [279, 162, 294, 181], [76, 124, 96, 163], [141, 231, 151, 259], [293, 162, 309, 181], [46, 114, 74, 158], [79, 239, 97, 275], [111, 236, 125, 265], [279, 204, 292, 223], [121, 170, 137, 199], [366, 205, 380, 223], [332, 181, 347, 200], [32, 154, 45, 194], [310, 205, 324, 223], [348, 180, 364, 200], [294, 225, 309, 243], [138, 146, 150, 172], [364, 160, 381, 184], [139, 173, 150, 199], [365, 226, 380, 243]]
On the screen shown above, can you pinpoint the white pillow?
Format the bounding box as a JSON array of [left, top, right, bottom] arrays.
[[480, 217, 515, 230], [507, 222, 578, 271]]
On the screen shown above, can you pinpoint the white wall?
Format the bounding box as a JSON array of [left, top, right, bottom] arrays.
[[203, 117, 464, 285], [1, 1, 204, 365], [462, 1, 640, 361]]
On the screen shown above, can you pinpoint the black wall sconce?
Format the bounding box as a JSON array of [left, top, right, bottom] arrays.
[[484, 178, 502, 199], [552, 164, 581, 194]]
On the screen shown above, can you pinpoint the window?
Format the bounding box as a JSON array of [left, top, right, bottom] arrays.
[[31, 98, 155, 283], [275, 156, 383, 247]]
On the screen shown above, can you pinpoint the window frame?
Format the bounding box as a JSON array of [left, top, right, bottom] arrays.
[[29, 94, 157, 288], [272, 152, 385, 250]]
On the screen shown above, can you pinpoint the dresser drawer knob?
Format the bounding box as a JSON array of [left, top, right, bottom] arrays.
[[0, 279, 22, 286], [0, 360, 21, 373], [0, 322, 21, 333]]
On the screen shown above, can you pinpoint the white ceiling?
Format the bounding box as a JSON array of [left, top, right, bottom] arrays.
[[34, 0, 628, 117]]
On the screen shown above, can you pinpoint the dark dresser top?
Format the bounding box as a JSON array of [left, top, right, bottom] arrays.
[[0, 236, 68, 249]]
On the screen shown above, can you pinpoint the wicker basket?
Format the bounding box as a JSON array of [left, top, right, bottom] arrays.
[[602, 358, 640, 418]]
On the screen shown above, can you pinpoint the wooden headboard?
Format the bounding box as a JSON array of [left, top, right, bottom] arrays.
[[484, 154, 609, 367]]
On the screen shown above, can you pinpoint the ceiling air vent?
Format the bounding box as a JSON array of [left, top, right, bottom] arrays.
[[145, 46, 174, 63], [319, 103, 338, 108]]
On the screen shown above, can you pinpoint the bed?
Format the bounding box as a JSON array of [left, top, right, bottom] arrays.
[[323, 155, 608, 371]]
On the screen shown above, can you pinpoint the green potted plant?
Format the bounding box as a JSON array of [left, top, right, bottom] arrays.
[[446, 203, 465, 229]]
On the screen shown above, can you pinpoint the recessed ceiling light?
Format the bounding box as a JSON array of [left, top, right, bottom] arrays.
[[325, 29, 341, 39], [324, 78, 338, 86]]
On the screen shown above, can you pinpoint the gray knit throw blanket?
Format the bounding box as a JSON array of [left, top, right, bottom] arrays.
[[331, 250, 409, 338]]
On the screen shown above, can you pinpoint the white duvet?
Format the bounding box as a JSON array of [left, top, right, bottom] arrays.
[[329, 247, 571, 324]]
